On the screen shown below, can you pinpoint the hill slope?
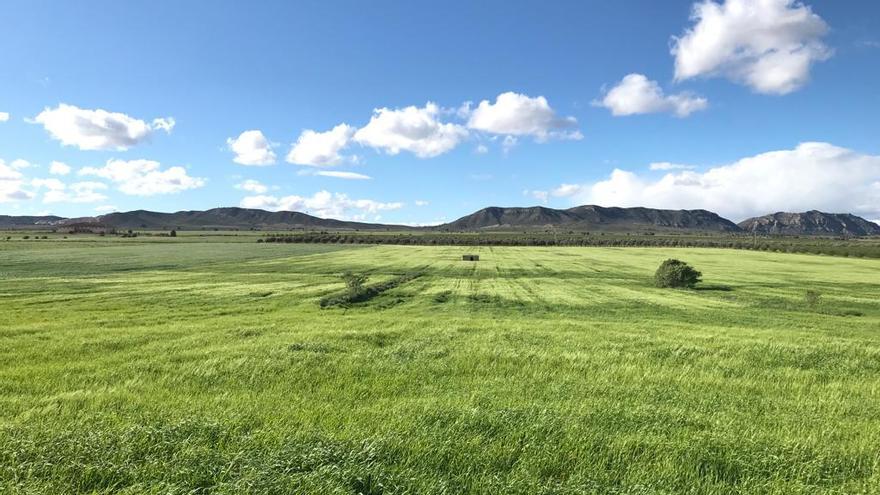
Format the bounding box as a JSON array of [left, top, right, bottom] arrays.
[[95, 207, 413, 230], [738, 211, 880, 236], [0, 208, 412, 230], [441, 205, 742, 232], [0, 215, 65, 227]]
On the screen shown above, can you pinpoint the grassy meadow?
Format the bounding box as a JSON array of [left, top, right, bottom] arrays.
[[1, 237, 879, 494]]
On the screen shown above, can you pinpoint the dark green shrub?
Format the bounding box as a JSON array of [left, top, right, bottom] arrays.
[[341, 271, 369, 297], [654, 259, 702, 288]]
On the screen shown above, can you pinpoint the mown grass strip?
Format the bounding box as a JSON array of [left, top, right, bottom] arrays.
[[319, 271, 425, 308]]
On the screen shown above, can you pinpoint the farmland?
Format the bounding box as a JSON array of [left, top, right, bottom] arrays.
[[1, 237, 879, 494]]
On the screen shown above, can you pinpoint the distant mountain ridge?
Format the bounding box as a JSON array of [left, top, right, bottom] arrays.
[[1, 208, 413, 230], [95, 208, 415, 230], [439, 205, 742, 232], [2, 206, 879, 236], [0, 215, 65, 227], [738, 211, 880, 236]]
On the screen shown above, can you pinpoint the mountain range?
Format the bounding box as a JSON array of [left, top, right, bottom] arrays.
[[737, 211, 880, 236], [1, 206, 878, 236], [440, 205, 741, 232]]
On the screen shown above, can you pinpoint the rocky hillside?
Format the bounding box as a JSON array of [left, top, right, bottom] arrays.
[[441, 205, 742, 232], [738, 211, 880, 236]]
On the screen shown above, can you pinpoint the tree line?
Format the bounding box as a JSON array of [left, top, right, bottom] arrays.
[[257, 232, 880, 258]]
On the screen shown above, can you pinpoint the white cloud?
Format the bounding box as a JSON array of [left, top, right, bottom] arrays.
[[415, 200, 429, 206], [235, 179, 268, 194], [314, 170, 371, 180], [671, 0, 831, 94], [0, 112, 9, 122], [551, 183, 584, 197], [287, 124, 356, 166], [79, 159, 205, 196], [32, 104, 175, 151], [501, 135, 518, 154], [475, 144, 489, 154], [38, 180, 108, 204], [594, 74, 708, 117], [649, 161, 696, 171], [10, 159, 33, 170], [95, 205, 118, 213], [151, 118, 175, 133], [524, 189, 549, 203], [31, 178, 66, 191], [0, 161, 26, 181], [0, 160, 34, 202], [49, 161, 72, 175], [354, 103, 467, 158], [227, 130, 276, 166], [467, 92, 582, 141], [524, 183, 585, 204], [239, 190, 403, 221], [553, 142, 880, 221]]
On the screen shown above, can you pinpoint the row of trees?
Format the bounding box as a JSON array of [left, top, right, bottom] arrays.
[[257, 233, 880, 258]]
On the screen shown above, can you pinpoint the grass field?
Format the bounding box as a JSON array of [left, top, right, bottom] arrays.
[[1, 239, 879, 494]]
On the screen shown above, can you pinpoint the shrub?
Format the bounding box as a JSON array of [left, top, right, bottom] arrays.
[[341, 271, 369, 297], [654, 259, 702, 288], [170, 230, 177, 237]]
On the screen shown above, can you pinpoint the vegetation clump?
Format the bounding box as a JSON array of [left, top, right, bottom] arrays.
[[654, 259, 702, 288], [320, 270, 424, 308], [804, 290, 822, 308]]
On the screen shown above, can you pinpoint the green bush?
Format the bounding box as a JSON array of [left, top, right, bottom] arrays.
[[654, 259, 702, 288], [341, 271, 369, 297]]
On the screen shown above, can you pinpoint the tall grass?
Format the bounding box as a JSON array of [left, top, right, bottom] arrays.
[[1, 241, 879, 493]]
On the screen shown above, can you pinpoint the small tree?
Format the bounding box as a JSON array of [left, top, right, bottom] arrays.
[[654, 259, 702, 288], [341, 271, 368, 297], [170, 230, 177, 237]]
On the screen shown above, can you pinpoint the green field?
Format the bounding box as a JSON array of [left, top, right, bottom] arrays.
[[2, 239, 879, 494]]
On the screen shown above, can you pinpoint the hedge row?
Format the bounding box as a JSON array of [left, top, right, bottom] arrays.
[[319, 271, 425, 308], [259, 233, 880, 258]]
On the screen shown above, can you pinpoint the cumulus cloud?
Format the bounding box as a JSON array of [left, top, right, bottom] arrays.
[[314, 170, 371, 180], [0, 112, 9, 122], [287, 124, 356, 166], [0, 159, 34, 202], [467, 92, 582, 141], [415, 200, 429, 206], [32, 178, 108, 204], [49, 161, 72, 175], [594, 74, 708, 117], [235, 179, 268, 194], [32, 104, 175, 151], [227, 130, 276, 166], [524, 183, 584, 204], [239, 190, 403, 221], [354, 103, 467, 158], [79, 159, 205, 196], [549, 142, 880, 221], [671, 0, 831, 94]]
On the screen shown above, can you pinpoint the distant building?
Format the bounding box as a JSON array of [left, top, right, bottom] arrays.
[[462, 254, 479, 261]]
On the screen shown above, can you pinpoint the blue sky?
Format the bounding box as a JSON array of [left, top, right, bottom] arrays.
[[1, 0, 879, 223]]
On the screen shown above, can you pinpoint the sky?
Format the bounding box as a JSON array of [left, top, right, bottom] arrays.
[[1, 0, 879, 224]]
